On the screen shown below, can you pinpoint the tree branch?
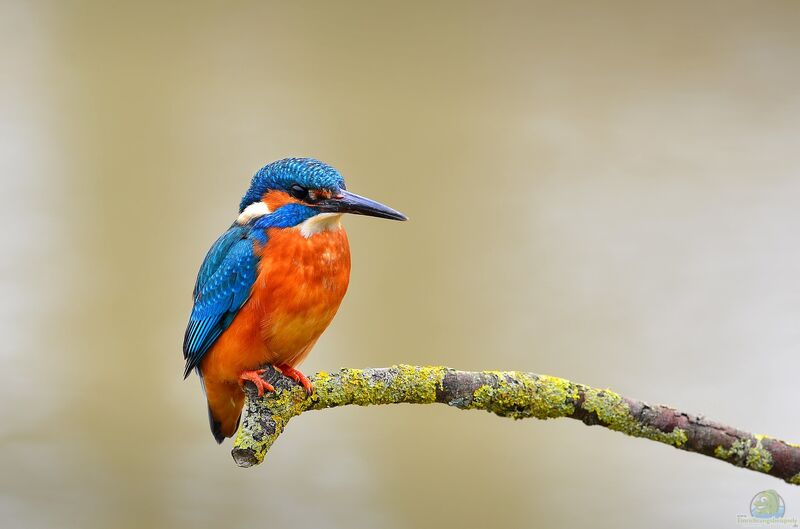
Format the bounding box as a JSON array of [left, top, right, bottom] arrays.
[[231, 365, 800, 485]]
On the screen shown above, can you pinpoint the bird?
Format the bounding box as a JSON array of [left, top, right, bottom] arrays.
[[183, 158, 406, 443]]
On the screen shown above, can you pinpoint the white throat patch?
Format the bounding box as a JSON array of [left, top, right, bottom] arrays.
[[298, 213, 343, 238], [236, 201, 271, 225]]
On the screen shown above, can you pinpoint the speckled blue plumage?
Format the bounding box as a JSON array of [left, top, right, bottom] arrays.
[[239, 158, 346, 212]]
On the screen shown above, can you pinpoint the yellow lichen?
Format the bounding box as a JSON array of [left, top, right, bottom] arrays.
[[713, 436, 773, 472], [535, 374, 580, 418], [311, 365, 447, 409], [389, 364, 446, 403], [581, 388, 688, 447], [469, 372, 577, 419]]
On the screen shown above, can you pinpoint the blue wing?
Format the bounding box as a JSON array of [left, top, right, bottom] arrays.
[[183, 224, 259, 377]]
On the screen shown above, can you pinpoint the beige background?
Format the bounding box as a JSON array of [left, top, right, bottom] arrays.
[[2, 1, 800, 528]]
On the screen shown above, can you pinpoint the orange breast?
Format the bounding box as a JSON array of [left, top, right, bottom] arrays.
[[200, 225, 351, 383]]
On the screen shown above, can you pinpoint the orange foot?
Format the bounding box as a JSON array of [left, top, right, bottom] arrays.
[[238, 369, 275, 397], [276, 364, 313, 394]]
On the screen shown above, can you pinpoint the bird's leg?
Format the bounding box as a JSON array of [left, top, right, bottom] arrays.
[[275, 364, 313, 394], [238, 369, 275, 397]]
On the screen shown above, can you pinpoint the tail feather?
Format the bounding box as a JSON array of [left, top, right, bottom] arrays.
[[204, 378, 245, 443]]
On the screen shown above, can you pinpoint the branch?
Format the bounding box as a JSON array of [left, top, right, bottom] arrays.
[[231, 365, 800, 485]]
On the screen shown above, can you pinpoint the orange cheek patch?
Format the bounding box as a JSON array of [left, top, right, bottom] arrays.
[[261, 190, 303, 211]]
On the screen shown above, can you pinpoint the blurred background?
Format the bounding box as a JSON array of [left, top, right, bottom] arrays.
[[2, 1, 800, 527]]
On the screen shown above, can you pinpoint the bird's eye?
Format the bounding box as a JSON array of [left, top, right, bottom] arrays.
[[289, 184, 309, 200]]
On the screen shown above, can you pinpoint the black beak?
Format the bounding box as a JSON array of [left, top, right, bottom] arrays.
[[317, 190, 407, 221]]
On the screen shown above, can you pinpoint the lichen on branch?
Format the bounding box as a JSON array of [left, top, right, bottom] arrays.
[[230, 365, 800, 485]]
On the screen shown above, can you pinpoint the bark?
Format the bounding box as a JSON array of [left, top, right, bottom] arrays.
[[231, 365, 800, 485]]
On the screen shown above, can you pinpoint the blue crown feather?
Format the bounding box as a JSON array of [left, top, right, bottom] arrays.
[[239, 158, 346, 212]]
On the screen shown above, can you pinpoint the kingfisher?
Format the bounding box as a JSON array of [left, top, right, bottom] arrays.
[[183, 158, 406, 443]]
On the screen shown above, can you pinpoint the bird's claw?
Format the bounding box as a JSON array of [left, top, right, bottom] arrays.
[[276, 364, 314, 394], [238, 369, 276, 397]]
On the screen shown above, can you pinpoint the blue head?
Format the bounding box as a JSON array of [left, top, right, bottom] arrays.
[[240, 158, 346, 212], [238, 158, 406, 229]]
